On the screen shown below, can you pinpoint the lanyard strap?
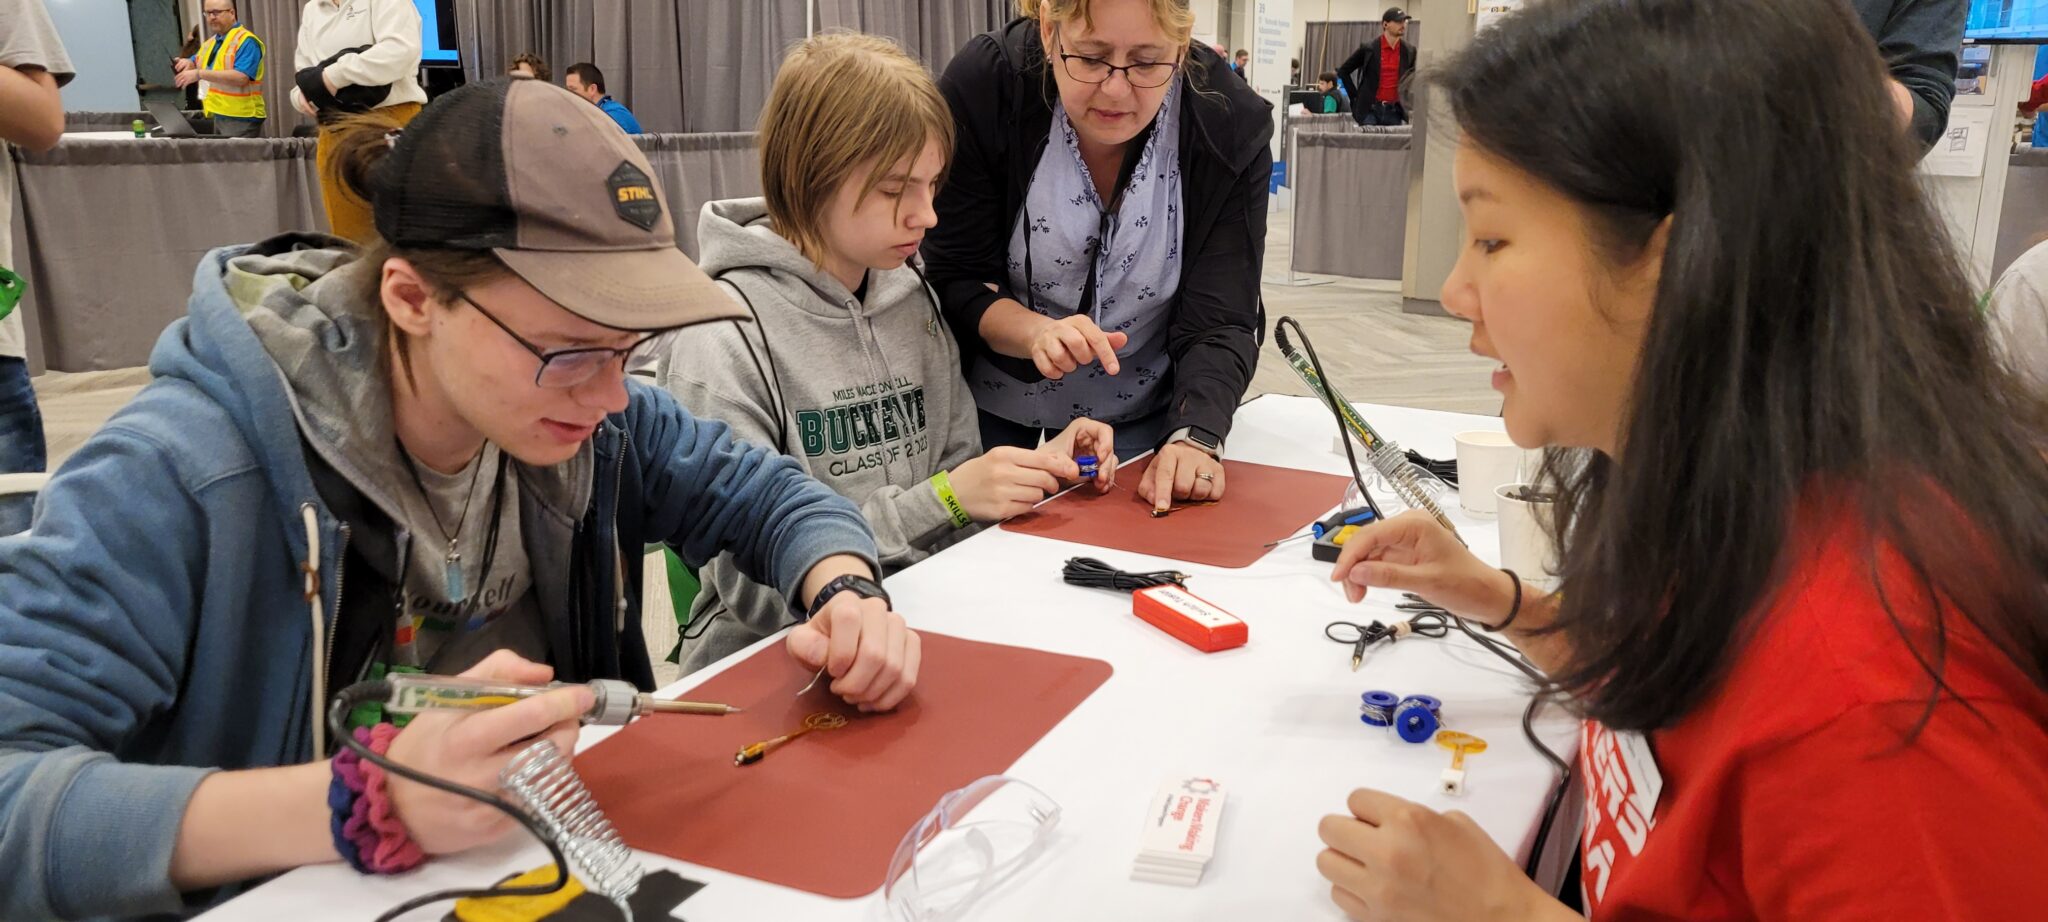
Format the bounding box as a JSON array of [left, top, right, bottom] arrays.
[[205, 30, 233, 70]]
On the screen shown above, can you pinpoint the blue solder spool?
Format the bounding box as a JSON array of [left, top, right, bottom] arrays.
[[1393, 695, 1444, 743], [1076, 455, 1099, 478], [1358, 690, 1400, 727]]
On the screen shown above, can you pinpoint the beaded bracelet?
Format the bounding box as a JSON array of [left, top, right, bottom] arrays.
[[329, 723, 425, 875]]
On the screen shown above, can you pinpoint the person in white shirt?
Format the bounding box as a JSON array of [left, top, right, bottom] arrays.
[[1988, 238, 2048, 400], [291, 0, 425, 243], [0, 0, 73, 538]]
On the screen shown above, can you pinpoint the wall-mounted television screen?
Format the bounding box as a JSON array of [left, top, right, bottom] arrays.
[[1968, 0, 2048, 42]]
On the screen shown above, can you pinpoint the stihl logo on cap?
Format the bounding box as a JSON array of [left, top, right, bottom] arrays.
[[607, 161, 661, 231]]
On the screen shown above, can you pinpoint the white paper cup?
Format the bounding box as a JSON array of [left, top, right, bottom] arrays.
[[1455, 431, 1534, 517], [1495, 483, 1561, 591]]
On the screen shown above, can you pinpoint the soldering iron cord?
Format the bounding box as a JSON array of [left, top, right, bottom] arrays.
[[329, 681, 577, 922]]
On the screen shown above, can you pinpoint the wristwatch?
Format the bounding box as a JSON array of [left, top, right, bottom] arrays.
[[1162, 426, 1224, 458], [806, 573, 891, 619]]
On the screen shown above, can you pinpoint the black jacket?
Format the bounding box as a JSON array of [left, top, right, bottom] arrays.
[[1848, 0, 1964, 153], [925, 19, 1273, 443], [1337, 37, 1417, 118]]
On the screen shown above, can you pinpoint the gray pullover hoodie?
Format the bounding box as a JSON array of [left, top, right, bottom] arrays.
[[658, 198, 982, 673]]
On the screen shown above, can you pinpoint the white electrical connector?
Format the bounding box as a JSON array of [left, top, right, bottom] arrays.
[[1436, 731, 1487, 798]]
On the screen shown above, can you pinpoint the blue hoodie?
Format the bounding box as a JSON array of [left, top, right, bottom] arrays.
[[0, 236, 879, 919]]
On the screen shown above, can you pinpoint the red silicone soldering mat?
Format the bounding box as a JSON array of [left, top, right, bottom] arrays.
[[1001, 457, 1353, 568], [574, 631, 1112, 899]]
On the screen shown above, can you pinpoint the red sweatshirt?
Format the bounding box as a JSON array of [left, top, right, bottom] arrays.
[[1578, 505, 2048, 919]]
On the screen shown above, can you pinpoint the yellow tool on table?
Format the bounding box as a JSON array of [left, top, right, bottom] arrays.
[[1435, 730, 1488, 796]]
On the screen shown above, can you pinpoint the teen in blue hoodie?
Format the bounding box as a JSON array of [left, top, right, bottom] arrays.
[[0, 79, 917, 919]]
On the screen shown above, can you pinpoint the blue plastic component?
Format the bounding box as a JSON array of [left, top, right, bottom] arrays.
[[1399, 695, 1443, 715], [1394, 701, 1440, 743], [1358, 689, 1399, 727]]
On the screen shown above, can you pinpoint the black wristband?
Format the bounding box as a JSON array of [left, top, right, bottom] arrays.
[[1482, 569, 1522, 633], [805, 573, 889, 619]]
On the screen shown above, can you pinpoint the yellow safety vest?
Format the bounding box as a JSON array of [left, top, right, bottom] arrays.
[[196, 26, 266, 120]]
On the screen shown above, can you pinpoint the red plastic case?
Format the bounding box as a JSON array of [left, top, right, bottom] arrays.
[[1132, 586, 1249, 652]]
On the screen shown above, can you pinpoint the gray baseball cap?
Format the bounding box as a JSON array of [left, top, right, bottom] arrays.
[[369, 78, 741, 332]]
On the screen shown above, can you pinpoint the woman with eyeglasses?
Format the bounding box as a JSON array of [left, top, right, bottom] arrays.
[[926, 0, 1270, 514], [0, 80, 919, 919]]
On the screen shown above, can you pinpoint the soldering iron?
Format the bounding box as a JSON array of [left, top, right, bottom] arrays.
[[382, 673, 741, 726]]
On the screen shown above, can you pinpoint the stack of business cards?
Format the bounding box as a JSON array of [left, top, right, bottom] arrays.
[[1131, 775, 1227, 886]]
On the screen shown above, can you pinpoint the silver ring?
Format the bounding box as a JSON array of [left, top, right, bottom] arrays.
[[1196, 473, 1215, 482]]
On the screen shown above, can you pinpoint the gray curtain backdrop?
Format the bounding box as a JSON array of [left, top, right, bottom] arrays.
[[1291, 130, 1412, 281], [815, 0, 1010, 75], [454, 0, 806, 134], [677, 1, 807, 132], [63, 112, 155, 131], [1302, 21, 1378, 82], [11, 133, 762, 371], [632, 132, 761, 260], [10, 138, 326, 373], [453, 0, 1005, 133], [241, 0, 315, 136], [1279, 111, 1358, 178]]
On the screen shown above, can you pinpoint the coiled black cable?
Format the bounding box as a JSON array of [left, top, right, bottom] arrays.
[[1398, 595, 1572, 882], [1061, 557, 1189, 592], [1404, 449, 1460, 488]]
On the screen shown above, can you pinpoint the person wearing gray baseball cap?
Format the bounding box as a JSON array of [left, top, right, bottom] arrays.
[[0, 78, 919, 919]]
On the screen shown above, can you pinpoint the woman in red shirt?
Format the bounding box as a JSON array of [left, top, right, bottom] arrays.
[[1313, 0, 2048, 919]]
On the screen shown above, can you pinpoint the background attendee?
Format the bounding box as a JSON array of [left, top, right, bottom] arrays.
[[173, 0, 266, 138], [507, 52, 549, 83], [0, 0, 71, 539], [178, 25, 203, 109], [660, 32, 1116, 677], [1339, 7, 1414, 126], [0, 79, 916, 919], [1232, 48, 1248, 78], [565, 62, 641, 134], [1849, 0, 1965, 152], [1989, 238, 2048, 399], [927, 0, 1270, 514], [1317, 69, 1348, 114], [292, 0, 427, 243], [1314, 0, 2048, 918]]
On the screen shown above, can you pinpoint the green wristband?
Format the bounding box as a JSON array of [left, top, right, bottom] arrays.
[[931, 471, 972, 529]]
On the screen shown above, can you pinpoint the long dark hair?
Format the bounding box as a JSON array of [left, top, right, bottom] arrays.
[[1437, 0, 2048, 731]]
